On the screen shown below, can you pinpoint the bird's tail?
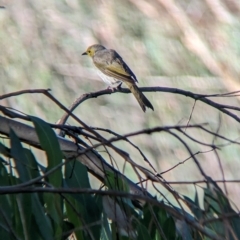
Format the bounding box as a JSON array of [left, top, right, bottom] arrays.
[[126, 83, 154, 112]]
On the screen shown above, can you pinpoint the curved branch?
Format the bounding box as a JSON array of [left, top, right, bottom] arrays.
[[57, 86, 240, 125]]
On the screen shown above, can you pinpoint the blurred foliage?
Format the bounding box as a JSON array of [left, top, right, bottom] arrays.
[[0, 121, 102, 240], [1, 0, 240, 215], [1, 121, 240, 239]]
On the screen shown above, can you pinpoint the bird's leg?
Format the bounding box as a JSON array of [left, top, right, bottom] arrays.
[[106, 82, 122, 92], [106, 86, 116, 92], [116, 82, 122, 90]]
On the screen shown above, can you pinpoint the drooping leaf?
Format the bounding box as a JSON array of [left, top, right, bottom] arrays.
[[194, 190, 203, 219], [163, 216, 176, 240], [32, 193, 53, 240], [203, 184, 240, 238], [104, 171, 129, 193], [16, 193, 32, 240], [62, 220, 74, 239], [230, 216, 240, 239], [30, 116, 63, 187], [141, 204, 159, 238], [23, 148, 40, 179], [0, 142, 10, 157], [184, 195, 202, 220], [64, 160, 102, 240], [10, 129, 30, 182], [11, 179, 24, 239], [30, 116, 63, 238], [104, 170, 137, 219], [101, 211, 112, 240], [64, 194, 84, 240], [137, 222, 152, 240], [0, 160, 12, 239]]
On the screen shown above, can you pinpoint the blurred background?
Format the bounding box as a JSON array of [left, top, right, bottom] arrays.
[[1, 0, 240, 208]]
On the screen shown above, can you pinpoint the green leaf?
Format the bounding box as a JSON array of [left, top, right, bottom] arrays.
[[194, 191, 203, 219], [23, 148, 40, 179], [43, 192, 63, 239], [32, 193, 53, 240], [137, 222, 151, 240], [62, 221, 74, 239], [163, 217, 176, 239], [104, 171, 137, 220], [104, 171, 129, 193], [30, 116, 63, 238], [65, 159, 91, 189], [28, 217, 45, 240], [175, 219, 191, 240], [101, 211, 112, 240], [203, 185, 240, 238], [0, 227, 11, 240], [215, 191, 232, 213], [16, 193, 32, 240], [183, 195, 202, 220], [141, 204, 158, 238], [30, 116, 63, 187], [111, 222, 117, 240], [230, 216, 240, 239], [65, 160, 102, 240], [12, 193, 24, 239], [0, 159, 10, 186], [0, 161, 12, 238], [204, 185, 232, 215], [65, 195, 84, 240], [10, 129, 30, 182], [0, 142, 10, 157], [157, 204, 168, 225]]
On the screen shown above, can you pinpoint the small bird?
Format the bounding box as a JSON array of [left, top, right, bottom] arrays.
[[82, 44, 154, 112]]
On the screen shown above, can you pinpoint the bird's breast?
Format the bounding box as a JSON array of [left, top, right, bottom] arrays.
[[95, 68, 122, 87]]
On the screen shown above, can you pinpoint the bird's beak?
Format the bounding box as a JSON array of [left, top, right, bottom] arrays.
[[82, 52, 87, 55]]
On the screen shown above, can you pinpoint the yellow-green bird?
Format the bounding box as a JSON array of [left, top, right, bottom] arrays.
[[82, 44, 154, 112]]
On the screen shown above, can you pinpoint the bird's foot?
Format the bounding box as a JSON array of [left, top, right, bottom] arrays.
[[116, 82, 122, 90], [106, 83, 122, 92], [106, 86, 116, 92]]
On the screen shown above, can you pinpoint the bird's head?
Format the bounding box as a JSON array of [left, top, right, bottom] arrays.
[[82, 44, 106, 57]]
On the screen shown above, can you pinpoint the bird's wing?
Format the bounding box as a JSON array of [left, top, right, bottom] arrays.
[[104, 62, 136, 84], [94, 50, 138, 84]]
